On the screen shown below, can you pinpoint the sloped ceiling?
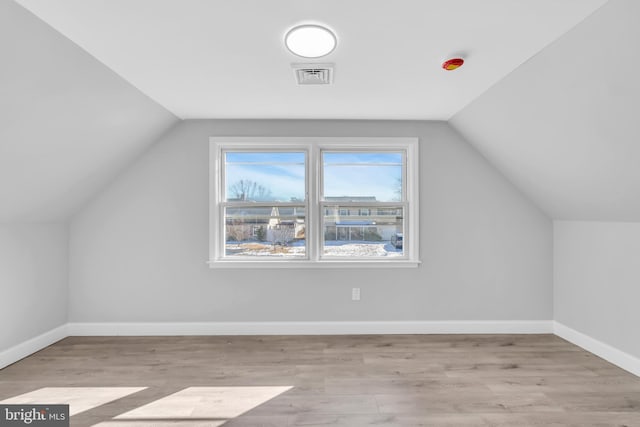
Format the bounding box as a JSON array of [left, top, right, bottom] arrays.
[[452, 0, 640, 221], [15, 0, 606, 120], [0, 0, 178, 222], [5, 0, 635, 223]]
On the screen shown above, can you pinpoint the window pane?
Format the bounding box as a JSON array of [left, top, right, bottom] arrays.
[[323, 152, 403, 202], [225, 206, 306, 258], [225, 152, 306, 202], [322, 205, 403, 257]]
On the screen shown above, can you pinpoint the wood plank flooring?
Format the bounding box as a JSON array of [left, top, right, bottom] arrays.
[[0, 334, 639, 426]]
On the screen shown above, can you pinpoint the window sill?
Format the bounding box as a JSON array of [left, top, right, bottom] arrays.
[[207, 260, 421, 269]]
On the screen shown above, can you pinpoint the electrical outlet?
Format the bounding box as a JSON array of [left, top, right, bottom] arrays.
[[352, 287, 361, 301]]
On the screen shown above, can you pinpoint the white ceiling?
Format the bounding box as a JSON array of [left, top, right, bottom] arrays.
[[7, 0, 637, 223], [16, 0, 606, 120], [452, 0, 640, 221]]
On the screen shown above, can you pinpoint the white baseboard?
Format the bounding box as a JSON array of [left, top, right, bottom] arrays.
[[67, 320, 553, 336], [554, 321, 640, 377], [0, 324, 68, 369]]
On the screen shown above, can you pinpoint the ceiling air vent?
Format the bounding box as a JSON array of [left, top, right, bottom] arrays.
[[292, 63, 334, 85]]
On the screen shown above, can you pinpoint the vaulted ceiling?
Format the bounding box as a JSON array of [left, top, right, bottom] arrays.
[[0, 0, 177, 222], [15, 0, 605, 120], [4, 0, 637, 222], [452, 0, 640, 220]]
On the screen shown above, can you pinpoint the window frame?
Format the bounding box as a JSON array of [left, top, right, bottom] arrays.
[[209, 137, 420, 268]]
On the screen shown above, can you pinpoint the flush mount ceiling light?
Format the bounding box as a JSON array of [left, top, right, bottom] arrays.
[[285, 25, 337, 58]]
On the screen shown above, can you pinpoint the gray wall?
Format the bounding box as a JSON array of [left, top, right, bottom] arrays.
[[69, 120, 552, 323], [555, 221, 640, 358], [0, 223, 68, 351]]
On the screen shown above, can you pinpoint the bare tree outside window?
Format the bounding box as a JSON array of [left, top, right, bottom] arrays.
[[270, 225, 295, 247], [229, 179, 272, 201], [394, 177, 402, 201], [226, 224, 252, 242]]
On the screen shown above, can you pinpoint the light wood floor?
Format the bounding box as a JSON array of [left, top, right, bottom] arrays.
[[1, 335, 639, 426]]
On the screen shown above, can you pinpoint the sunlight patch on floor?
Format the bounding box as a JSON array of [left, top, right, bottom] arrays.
[[94, 421, 226, 427], [91, 386, 292, 426], [0, 387, 147, 416]]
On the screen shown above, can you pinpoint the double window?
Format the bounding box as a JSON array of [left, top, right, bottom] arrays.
[[209, 137, 419, 267]]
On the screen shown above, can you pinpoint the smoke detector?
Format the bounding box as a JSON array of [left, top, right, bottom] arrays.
[[291, 63, 334, 85]]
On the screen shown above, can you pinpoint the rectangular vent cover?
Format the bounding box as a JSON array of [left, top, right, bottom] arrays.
[[292, 63, 334, 85]]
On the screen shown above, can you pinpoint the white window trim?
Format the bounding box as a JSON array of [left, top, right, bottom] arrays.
[[208, 137, 420, 268]]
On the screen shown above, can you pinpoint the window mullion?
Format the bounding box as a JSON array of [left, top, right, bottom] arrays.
[[308, 143, 319, 261]]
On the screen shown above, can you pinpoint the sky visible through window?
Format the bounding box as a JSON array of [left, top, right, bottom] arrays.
[[225, 152, 305, 201], [225, 151, 403, 202], [323, 152, 402, 202]]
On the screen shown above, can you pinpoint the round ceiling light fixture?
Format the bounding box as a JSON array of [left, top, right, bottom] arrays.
[[285, 24, 337, 58]]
